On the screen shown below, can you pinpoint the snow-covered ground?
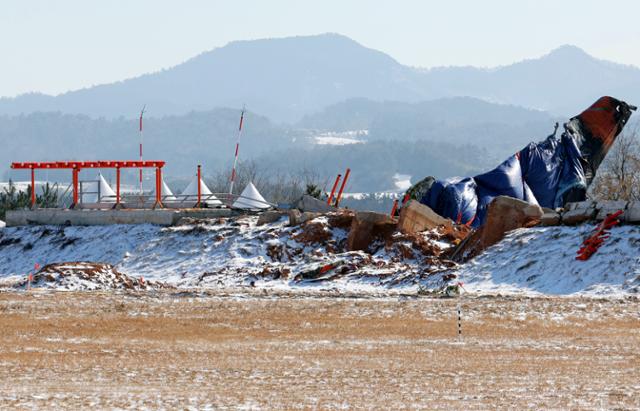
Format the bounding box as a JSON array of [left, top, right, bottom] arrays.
[[0, 215, 454, 293], [0, 215, 638, 297], [454, 225, 640, 296]]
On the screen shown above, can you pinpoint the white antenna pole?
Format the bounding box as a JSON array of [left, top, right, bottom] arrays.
[[139, 105, 146, 196], [229, 105, 245, 195]]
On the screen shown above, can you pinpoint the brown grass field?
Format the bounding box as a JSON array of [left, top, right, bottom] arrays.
[[0, 290, 638, 409]]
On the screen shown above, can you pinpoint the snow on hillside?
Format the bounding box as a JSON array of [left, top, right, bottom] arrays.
[[0, 215, 638, 296], [454, 225, 640, 296], [313, 130, 367, 145], [0, 215, 455, 293]]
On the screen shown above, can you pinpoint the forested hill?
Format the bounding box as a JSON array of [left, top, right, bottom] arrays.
[[1, 34, 639, 122]]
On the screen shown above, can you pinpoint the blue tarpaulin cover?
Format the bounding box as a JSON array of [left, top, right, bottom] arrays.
[[412, 97, 635, 228]]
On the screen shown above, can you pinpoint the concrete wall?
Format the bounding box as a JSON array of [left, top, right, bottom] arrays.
[[176, 209, 236, 220], [5, 208, 237, 227]]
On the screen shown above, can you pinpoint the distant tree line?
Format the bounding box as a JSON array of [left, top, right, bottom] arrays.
[[0, 98, 558, 193]]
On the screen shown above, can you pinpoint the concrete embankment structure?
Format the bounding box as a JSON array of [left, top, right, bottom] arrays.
[[5, 208, 236, 227]]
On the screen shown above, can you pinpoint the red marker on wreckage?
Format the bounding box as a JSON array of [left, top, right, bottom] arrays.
[[576, 210, 623, 260]]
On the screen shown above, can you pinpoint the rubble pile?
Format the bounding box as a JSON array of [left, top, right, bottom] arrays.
[[190, 206, 462, 291], [15, 262, 170, 291]]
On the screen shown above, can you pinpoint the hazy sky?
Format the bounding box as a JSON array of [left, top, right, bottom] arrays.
[[2, 0, 640, 98]]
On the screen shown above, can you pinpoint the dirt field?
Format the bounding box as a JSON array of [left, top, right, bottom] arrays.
[[0, 290, 638, 410]]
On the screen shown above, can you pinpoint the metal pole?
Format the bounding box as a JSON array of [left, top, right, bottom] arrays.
[[457, 303, 462, 341], [155, 167, 163, 208], [197, 165, 202, 207], [229, 106, 245, 195], [334, 168, 351, 207], [72, 167, 79, 208], [139, 105, 146, 196], [327, 174, 342, 205], [390, 199, 399, 216], [30, 167, 36, 208], [116, 167, 121, 206]]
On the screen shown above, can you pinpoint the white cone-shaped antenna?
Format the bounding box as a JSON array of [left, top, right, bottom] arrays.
[[233, 182, 270, 209], [181, 175, 222, 206], [83, 173, 117, 203], [99, 174, 117, 202], [152, 178, 177, 201]]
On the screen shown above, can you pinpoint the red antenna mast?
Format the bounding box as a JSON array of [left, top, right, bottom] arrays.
[[138, 105, 146, 195], [229, 105, 245, 195]]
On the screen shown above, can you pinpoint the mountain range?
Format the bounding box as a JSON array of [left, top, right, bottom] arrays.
[[1, 34, 639, 122]]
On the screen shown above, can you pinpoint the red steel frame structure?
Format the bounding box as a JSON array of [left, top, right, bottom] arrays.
[[11, 160, 166, 209]]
